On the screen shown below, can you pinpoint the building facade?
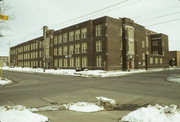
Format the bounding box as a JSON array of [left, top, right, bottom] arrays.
[[10, 16, 170, 70], [0, 56, 9, 66], [168, 51, 180, 67]]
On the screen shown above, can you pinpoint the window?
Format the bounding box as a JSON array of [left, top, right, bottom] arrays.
[[63, 33, 68, 43], [82, 42, 87, 53], [142, 53, 145, 60], [81, 28, 87, 39], [75, 57, 81, 67], [75, 44, 80, 54], [69, 45, 74, 54], [69, 31, 74, 41], [155, 58, 158, 64], [82, 56, 87, 67], [146, 51, 149, 55], [70, 58, 74, 67], [96, 41, 102, 52], [152, 41, 158, 46], [64, 58, 68, 67], [59, 58, 63, 67], [96, 25, 102, 36], [142, 41, 145, 48], [160, 58, 163, 64], [153, 51, 158, 55], [54, 36, 58, 44], [63, 46, 68, 55], [150, 57, 153, 64], [142, 61, 145, 66], [58, 35, 63, 43], [54, 59, 58, 67], [58, 47, 63, 55], [54, 48, 58, 56], [96, 56, 102, 67], [75, 30, 80, 40], [162, 41, 164, 47]]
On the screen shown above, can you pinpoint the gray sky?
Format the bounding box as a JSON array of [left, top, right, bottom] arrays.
[[0, 0, 180, 56]]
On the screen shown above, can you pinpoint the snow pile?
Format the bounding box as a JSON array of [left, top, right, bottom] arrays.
[[64, 102, 104, 112], [121, 104, 180, 122], [96, 96, 117, 110], [0, 78, 13, 86], [3, 66, 180, 78], [0, 105, 49, 122]]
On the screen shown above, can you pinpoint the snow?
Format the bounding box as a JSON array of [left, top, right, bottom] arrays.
[[96, 96, 116, 105], [3, 66, 180, 78], [0, 78, 13, 86], [66, 102, 104, 112], [167, 75, 180, 83], [121, 104, 180, 122], [0, 105, 49, 122]]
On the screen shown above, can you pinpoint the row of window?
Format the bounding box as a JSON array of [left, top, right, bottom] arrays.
[[18, 51, 43, 60], [150, 57, 163, 64]]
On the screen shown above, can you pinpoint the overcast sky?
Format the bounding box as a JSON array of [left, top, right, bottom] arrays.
[[0, 0, 180, 56]]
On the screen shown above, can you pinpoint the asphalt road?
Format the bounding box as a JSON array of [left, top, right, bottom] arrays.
[[1, 69, 180, 122]]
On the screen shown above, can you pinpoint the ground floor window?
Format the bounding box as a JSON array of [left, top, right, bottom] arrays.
[[82, 56, 87, 67], [75, 57, 81, 67], [64, 58, 68, 67], [59, 59, 63, 67], [96, 56, 102, 67], [70, 58, 74, 67]]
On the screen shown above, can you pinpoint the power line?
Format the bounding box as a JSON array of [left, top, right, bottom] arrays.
[[146, 19, 180, 27], [137, 12, 180, 23]]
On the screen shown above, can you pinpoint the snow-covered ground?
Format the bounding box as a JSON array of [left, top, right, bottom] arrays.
[[2, 66, 180, 78], [167, 75, 180, 83], [0, 105, 49, 122], [121, 104, 180, 122], [0, 78, 13, 86]]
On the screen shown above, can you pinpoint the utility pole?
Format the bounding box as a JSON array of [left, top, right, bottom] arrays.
[[145, 53, 148, 70], [43, 26, 48, 72]]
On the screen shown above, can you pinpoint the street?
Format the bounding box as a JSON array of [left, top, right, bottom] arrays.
[[1, 69, 180, 122]]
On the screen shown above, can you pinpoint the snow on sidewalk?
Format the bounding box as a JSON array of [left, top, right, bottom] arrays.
[[0, 105, 49, 122], [0, 78, 13, 86], [121, 104, 180, 122], [3, 66, 180, 78]]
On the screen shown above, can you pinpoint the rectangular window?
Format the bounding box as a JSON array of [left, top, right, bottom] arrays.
[[70, 57, 74, 67], [96, 25, 102, 36], [58, 47, 63, 55], [54, 48, 58, 56], [63, 33, 68, 43], [96, 41, 102, 52], [58, 35, 63, 44], [160, 58, 163, 64], [142, 41, 145, 48], [64, 58, 68, 67], [63, 46, 68, 55], [150, 57, 153, 64], [96, 56, 102, 67], [82, 42, 87, 53], [75, 57, 81, 67], [54, 59, 58, 67], [153, 51, 158, 55], [82, 56, 87, 67], [81, 28, 87, 39], [69, 31, 74, 41], [152, 41, 158, 46], [75, 30, 80, 40], [69, 45, 74, 55], [54, 36, 58, 44], [155, 58, 158, 64], [59, 58, 63, 67], [75, 44, 80, 54]]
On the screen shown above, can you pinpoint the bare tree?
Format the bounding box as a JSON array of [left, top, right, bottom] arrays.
[[0, 0, 13, 37]]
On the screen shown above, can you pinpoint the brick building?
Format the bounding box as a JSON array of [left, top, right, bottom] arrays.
[[168, 51, 180, 67], [10, 16, 170, 70], [0, 56, 9, 66]]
